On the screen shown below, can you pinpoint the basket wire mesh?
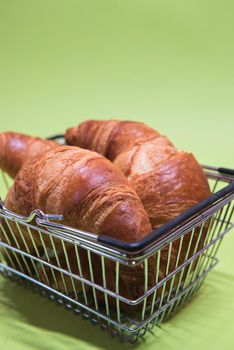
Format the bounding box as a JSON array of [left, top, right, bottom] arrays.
[[0, 166, 233, 343]]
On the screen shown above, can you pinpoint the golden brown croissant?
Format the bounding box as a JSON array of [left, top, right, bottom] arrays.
[[65, 120, 211, 282], [1, 144, 153, 303], [66, 120, 172, 161], [5, 146, 151, 242], [0, 131, 57, 178], [65, 120, 211, 229], [0, 132, 57, 270]]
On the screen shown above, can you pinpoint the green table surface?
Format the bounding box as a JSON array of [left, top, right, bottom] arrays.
[[0, 1, 233, 349]]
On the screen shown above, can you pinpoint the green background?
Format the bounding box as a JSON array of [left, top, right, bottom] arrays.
[[0, 1, 233, 349]]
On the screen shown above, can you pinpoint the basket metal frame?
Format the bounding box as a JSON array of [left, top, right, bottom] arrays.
[[0, 164, 233, 343]]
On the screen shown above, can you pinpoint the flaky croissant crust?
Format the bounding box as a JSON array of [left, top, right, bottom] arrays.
[[65, 120, 211, 229], [0, 131, 57, 178]]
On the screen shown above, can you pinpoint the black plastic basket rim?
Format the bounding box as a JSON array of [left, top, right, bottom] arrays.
[[99, 180, 234, 252]]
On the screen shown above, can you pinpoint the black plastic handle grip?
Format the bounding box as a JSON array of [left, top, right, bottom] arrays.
[[47, 134, 65, 140], [218, 167, 234, 176]]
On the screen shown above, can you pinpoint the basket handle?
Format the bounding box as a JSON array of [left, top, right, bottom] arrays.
[[218, 167, 234, 176]]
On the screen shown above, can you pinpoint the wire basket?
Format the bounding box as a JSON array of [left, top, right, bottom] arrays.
[[0, 162, 233, 343]]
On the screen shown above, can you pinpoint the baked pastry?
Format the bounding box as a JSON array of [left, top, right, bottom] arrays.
[[0, 132, 57, 270], [65, 120, 211, 230], [65, 120, 211, 271], [0, 131, 57, 178], [1, 144, 153, 304], [65, 120, 171, 161], [5, 145, 151, 243]]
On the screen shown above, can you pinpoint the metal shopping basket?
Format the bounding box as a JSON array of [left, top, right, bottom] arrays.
[[0, 150, 233, 343]]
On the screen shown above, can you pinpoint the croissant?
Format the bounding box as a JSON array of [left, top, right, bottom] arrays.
[[5, 145, 151, 242], [1, 143, 154, 304], [0, 132, 57, 268], [0, 131, 57, 178], [65, 120, 211, 268], [65, 120, 210, 226], [66, 120, 173, 161]]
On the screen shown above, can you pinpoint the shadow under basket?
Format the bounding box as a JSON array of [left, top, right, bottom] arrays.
[[0, 164, 233, 343]]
